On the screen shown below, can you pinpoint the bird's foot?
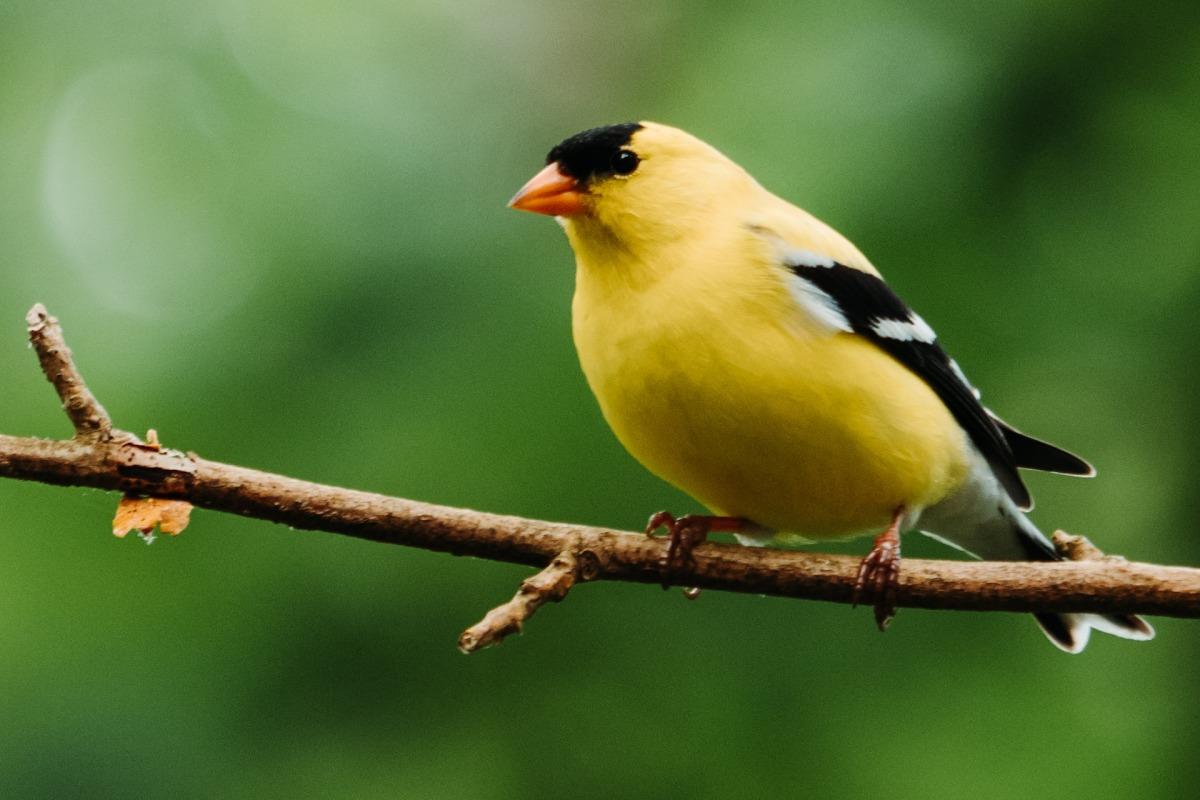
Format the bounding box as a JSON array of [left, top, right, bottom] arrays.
[[852, 508, 904, 631], [644, 512, 748, 596]]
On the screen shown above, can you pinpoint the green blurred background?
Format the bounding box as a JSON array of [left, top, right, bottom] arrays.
[[1, 1, 1198, 797]]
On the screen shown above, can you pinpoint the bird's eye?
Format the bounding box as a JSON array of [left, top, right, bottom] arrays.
[[611, 149, 639, 175]]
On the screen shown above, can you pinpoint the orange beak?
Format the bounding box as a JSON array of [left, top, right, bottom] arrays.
[[508, 163, 586, 217]]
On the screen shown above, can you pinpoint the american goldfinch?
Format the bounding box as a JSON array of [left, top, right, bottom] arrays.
[[509, 121, 1153, 653]]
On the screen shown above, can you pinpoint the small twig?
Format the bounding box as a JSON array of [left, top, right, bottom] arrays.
[[0, 304, 1198, 652], [25, 304, 115, 440], [458, 550, 579, 653], [1053, 531, 1117, 562]]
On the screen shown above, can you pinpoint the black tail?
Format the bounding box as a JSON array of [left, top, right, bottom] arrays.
[[1034, 611, 1155, 654], [1019, 529, 1155, 652]]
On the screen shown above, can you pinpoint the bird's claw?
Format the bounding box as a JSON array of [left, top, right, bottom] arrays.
[[852, 520, 902, 631], [644, 511, 711, 596]]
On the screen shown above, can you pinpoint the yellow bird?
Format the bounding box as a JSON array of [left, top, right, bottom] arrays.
[[509, 121, 1152, 653]]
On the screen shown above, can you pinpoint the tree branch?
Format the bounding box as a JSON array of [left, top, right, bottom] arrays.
[[1, 306, 1197, 651]]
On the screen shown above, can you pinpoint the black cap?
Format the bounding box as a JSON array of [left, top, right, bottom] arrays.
[[546, 122, 643, 182]]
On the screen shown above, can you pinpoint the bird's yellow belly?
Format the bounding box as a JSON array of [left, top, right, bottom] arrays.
[[575, 297, 970, 540]]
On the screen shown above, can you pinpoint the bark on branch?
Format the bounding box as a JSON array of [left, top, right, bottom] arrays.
[[1, 306, 1197, 651]]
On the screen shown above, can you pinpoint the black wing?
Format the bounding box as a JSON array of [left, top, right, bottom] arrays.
[[988, 412, 1095, 476], [786, 255, 1033, 510]]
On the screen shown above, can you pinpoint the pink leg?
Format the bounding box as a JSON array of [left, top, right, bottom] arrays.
[[852, 507, 905, 631], [645, 512, 753, 594]]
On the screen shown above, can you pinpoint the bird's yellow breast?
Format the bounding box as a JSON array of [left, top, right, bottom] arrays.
[[570, 225, 970, 539]]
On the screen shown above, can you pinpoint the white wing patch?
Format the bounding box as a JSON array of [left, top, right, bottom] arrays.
[[783, 248, 836, 269], [769, 239, 849, 332], [787, 274, 852, 333], [870, 313, 937, 344]]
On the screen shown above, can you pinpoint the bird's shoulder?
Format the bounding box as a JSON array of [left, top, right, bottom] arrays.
[[744, 197, 878, 276]]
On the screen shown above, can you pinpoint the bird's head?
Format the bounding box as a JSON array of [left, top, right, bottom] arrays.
[[509, 121, 755, 254]]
